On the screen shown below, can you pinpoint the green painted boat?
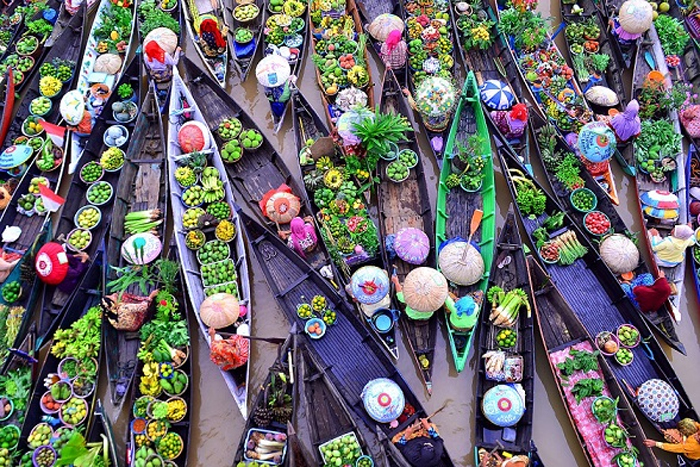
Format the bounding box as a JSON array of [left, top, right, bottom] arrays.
[[435, 72, 496, 372]]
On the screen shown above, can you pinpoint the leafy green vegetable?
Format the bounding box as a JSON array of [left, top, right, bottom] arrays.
[[511, 170, 547, 217], [557, 348, 599, 378], [139, 319, 189, 349], [139, 7, 180, 37], [51, 306, 102, 360], [543, 211, 566, 231], [571, 377, 604, 403], [654, 15, 689, 57]]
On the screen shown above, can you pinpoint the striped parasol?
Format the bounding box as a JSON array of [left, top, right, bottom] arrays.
[[640, 190, 680, 219]]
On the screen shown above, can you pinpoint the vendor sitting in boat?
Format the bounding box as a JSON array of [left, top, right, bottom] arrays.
[[35, 242, 90, 294], [144, 42, 181, 83], [391, 267, 458, 321], [392, 417, 445, 467], [648, 224, 694, 268], [198, 15, 228, 58], [380, 29, 407, 71], [644, 418, 700, 460], [280, 216, 318, 260]]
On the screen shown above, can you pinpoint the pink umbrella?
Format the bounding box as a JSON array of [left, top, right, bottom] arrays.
[[394, 228, 430, 265]]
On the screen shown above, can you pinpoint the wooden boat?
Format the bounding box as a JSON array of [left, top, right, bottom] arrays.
[[0, 69, 13, 148], [600, 0, 637, 69], [435, 72, 495, 373], [124, 251, 192, 467], [630, 26, 688, 321], [227, 0, 264, 81], [88, 401, 121, 467], [46, 0, 100, 47], [69, 0, 137, 173], [355, 0, 401, 57], [0, 3, 86, 154], [18, 249, 104, 461], [299, 342, 373, 466], [376, 68, 435, 392], [686, 144, 700, 307], [528, 257, 659, 467], [526, 112, 686, 354], [308, 0, 375, 132], [450, 0, 531, 170], [497, 6, 621, 205], [0, 324, 38, 442], [233, 327, 297, 466], [35, 56, 142, 350], [289, 88, 400, 360], [103, 84, 167, 409], [238, 210, 456, 466], [168, 66, 252, 418], [473, 211, 535, 457], [497, 143, 700, 438], [183, 0, 228, 87]]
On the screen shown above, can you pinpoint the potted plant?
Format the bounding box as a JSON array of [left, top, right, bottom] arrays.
[[352, 107, 412, 164], [117, 83, 135, 101]]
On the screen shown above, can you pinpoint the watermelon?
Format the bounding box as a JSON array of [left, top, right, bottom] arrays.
[[178, 121, 211, 153]]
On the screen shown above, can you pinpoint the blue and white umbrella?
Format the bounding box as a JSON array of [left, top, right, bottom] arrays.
[[480, 80, 514, 110]]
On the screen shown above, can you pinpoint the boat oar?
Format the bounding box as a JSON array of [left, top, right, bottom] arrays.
[[460, 209, 483, 262], [216, 332, 287, 345]]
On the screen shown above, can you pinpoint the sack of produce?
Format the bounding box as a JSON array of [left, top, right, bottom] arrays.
[[102, 290, 158, 331]]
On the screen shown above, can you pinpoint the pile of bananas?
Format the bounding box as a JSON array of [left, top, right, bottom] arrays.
[[200, 167, 225, 203]]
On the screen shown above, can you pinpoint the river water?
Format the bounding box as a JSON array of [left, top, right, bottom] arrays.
[[93, 1, 700, 464]]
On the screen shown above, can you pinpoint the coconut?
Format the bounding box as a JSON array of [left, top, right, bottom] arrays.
[[600, 234, 639, 275]]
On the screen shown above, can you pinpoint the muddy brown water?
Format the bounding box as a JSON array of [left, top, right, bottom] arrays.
[[59, 1, 700, 465]]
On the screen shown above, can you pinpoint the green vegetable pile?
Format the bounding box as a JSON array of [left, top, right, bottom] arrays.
[[635, 119, 681, 181], [592, 396, 618, 423], [510, 169, 546, 217], [51, 305, 102, 360], [571, 377, 604, 403], [1, 281, 20, 304]]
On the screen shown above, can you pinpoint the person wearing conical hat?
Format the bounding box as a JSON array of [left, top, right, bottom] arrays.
[[648, 224, 694, 268], [144, 42, 181, 83], [380, 29, 407, 70]]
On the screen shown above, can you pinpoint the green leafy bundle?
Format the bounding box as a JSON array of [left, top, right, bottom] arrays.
[[51, 306, 102, 360], [571, 377, 604, 403], [655, 15, 689, 57], [557, 348, 599, 378]]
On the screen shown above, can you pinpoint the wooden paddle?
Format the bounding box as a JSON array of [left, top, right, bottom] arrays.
[[216, 331, 287, 345], [460, 209, 484, 262]]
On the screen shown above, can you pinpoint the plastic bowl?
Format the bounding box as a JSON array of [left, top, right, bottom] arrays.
[[66, 228, 92, 252], [39, 391, 60, 415], [305, 318, 327, 339], [74, 205, 102, 230], [591, 395, 617, 423], [79, 161, 104, 185], [570, 187, 598, 213], [0, 397, 13, 421], [616, 324, 641, 349], [103, 124, 129, 148], [596, 331, 620, 356], [29, 97, 52, 117], [86, 181, 114, 206], [583, 211, 611, 236]]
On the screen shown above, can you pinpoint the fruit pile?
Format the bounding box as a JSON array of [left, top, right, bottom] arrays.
[[207, 201, 231, 220], [584, 211, 611, 235], [28, 177, 49, 195], [215, 219, 236, 242], [133, 447, 164, 467], [221, 139, 242, 163], [235, 28, 253, 43], [319, 434, 363, 466], [218, 118, 242, 140], [200, 167, 225, 203], [68, 229, 91, 251], [387, 160, 409, 182], [239, 129, 263, 150], [603, 422, 628, 448], [312, 294, 326, 312], [32, 446, 55, 467], [76, 206, 100, 229], [185, 230, 205, 250], [233, 3, 259, 21], [60, 397, 87, 425], [104, 125, 128, 147], [297, 303, 312, 318], [399, 149, 418, 167], [571, 188, 596, 212], [167, 398, 187, 422], [2, 281, 20, 304], [80, 161, 103, 183], [182, 185, 204, 207], [204, 280, 238, 297], [157, 432, 183, 459], [617, 325, 639, 348], [496, 328, 517, 348], [175, 166, 196, 187], [0, 425, 18, 451], [197, 240, 230, 264], [201, 259, 237, 287], [39, 76, 62, 97], [306, 320, 324, 336], [322, 308, 336, 325], [615, 348, 633, 366], [87, 181, 113, 204], [147, 420, 168, 441], [28, 423, 52, 448], [30, 96, 51, 116], [183, 207, 205, 229], [22, 116, 43, 136], [100, 147, 125, 171], [18, 194, 36, 213], [36, 145, 58, 171]]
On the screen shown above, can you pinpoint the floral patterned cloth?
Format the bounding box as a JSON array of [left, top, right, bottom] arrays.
[[549, 341, 633, 467]]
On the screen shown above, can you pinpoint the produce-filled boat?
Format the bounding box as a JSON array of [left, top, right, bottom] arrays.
[[46, 0, 100, 47], [0, 325, 38, 466], [136, 0, 182, 111], [260, 0, 308, 132], [125, 251, 192, 467], [526, 112, 685, 354], [435, 72, 495, 373], [497, 1, 621, 204], [308, 0, 375, 131], [450, 0, 531, 169], [497, 143, 700, 440], [474, 211, 535, 458], [300, 342, 375, 466], [630, 24, 688, 321], [103, 84, 168, 410], [35, 56, 142, 350], [400, 0, 457, 161], [686, 145, 700, 307], [0, 0, 33, 62], [17, 249, 107, 467], [238, 210, 456, 466], [376, 68, 435, 392], [168, 66, 252, 418], [233, 327, 297, 466], [88, 401, 120, 467], [69, 0, 137, 173], [183, 0, 228, 86], [528, 257, 659, 467], [290, 88, 400, 360], [227, 0, 264, 80]]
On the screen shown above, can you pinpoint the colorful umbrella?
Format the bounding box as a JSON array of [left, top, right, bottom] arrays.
[[640, 190, 680, 219], [361, 378, 405, 423], [402, 267, 448, 314], [259, 184, 301, 224], [415, 77, 457, 118], [438, 241, 484, 286], [256, 54, 291, 88], [394, 228, 430, 265], [367, 13, 404, 42], [637, 379, 679, 423], [0, 145, 33, 170], [35, 242, 70, 285], [200, 293, 240, 329], [60, 90, 85, 126], [350, 266, 390, 305], [482, 385, 525, 427], [619, 0, 653, 34], [577, 121, 616, 163], [121, 233, 163, 265], [480, 80, 514, 110]]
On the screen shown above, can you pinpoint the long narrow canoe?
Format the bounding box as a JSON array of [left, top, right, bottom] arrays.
[[88, 401, 121, 467], [376, 68, 435, 392], [69, 0, 137, 173], [233, 327, 297, 466], [435, 72, 495, 373], [289, 89, 400, 359], [183, 0, 228, 87], [35, 56, 142, 350], [0, 68, 13, 149], [526, 112, 685, 354], [226, 0, 264, 81], [630, 25, 688, 321], [355, 0, 401, 57], [474, 211, 535, 456], [104, 84, 167, 409], [238, 210, 456, 466], [528, 257, 658, 467], [600, 0, 637, 69], [686, 145, 700, 309], [46, 0, 100, 47], [168, 67, 252, 418], [497, 143, 700, 439]]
